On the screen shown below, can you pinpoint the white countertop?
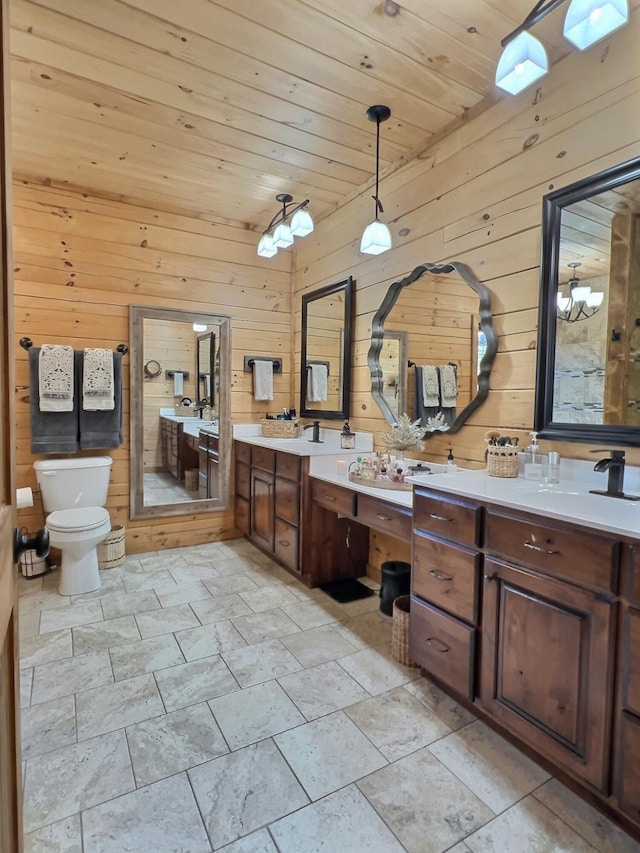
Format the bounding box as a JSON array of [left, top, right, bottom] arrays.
[[233, 423, 374, 457], [160, 410, 218, 438]]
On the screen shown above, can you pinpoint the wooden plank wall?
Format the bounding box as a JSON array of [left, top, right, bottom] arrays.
[[13, 186, 293, 551], [293, 16, 640, 572]]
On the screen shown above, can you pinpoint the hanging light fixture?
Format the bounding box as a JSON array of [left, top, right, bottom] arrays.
[[256, 193, 313, 258], [557, 262, 604, 322], [495, 0, 629, 95], [360, 104, 392, 256]]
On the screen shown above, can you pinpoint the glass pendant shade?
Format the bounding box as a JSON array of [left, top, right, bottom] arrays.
[[571, 285, 591, 302], [360, 220, 392, 255], [192, 323, 207, 332], [257, 232, 278, 258], [272, 221, 294, 248], [563, 0, 629, 49], [290, 208, 314, 237], [495, 31, 548, 94], [586, 290, 604, 308], [557, 294, 572, 312]]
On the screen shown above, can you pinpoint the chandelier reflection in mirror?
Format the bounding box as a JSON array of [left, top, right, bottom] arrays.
[[256, 193, 314, 258], [556, 262, 604, 322]]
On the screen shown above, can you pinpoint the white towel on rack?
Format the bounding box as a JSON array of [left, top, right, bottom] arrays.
[[39, 344, 75, 412], [253, 360, 274, 401], [173, 372, 184, 396], [308, 364, 328, 402], [83, 348, 115, 411], [438, 364, 458, 407], [421, 365, 440, 408]]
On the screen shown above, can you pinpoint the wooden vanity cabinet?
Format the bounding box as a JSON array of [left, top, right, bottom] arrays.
[[234, 442, 250, 535], [161, 417, 180, 479], [198, 431, 219, 500], [410, 487, 482, 701]]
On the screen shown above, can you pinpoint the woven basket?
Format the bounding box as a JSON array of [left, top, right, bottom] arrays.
[[174, 404, 199, 417], [392, 595, 416, 667], [97, 524, 126, 570], [486, 444, 519, 478], [261, 419, 300, 438]]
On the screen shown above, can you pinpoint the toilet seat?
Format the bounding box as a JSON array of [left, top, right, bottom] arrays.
[[47, 506, 110, 533]]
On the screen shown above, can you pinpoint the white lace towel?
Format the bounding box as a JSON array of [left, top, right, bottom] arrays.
[[39, 344, 74, 412], [308, 364, 328, 402], [439, 364, 458, 407], [421, 365, 440, 408], [83, 348, 114, 411], [253, 359, 274, 401]]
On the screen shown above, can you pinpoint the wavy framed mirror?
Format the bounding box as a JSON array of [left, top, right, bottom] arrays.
[[535, 156, 640, 445], [300, 277, 353, 420], [129, 305, 231, 519], [368, 262, 497, 433]]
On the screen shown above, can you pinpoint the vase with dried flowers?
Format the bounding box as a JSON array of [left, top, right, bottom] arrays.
[[380, 413, 425, 465]]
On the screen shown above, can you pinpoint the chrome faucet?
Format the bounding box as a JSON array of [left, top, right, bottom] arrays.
[[303, 420, 323, 443], [589, 450, 640, 500]]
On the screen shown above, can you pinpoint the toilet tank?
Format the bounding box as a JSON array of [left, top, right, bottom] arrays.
[[34, 456, 113, 512]]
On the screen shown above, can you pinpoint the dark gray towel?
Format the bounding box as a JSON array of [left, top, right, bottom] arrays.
[[29, 347, 79, 454], [413, 366, 439, 427], [79, 351, 123, 449]]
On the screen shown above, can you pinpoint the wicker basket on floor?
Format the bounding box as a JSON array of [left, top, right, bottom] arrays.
[[97, 524, 126, 570], [392, 595, 416, 667]]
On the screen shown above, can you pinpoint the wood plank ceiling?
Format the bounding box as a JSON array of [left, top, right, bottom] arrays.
[[8, 0, 639, 234]]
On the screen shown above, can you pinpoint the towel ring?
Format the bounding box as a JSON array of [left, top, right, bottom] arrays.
[[144, 359, 162, 378]]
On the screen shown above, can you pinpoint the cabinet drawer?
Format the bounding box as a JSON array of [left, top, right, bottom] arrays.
[[412, 531, 480, 624], [235, 461, 250, 501], [235, 495, 249, 535], [485, 509, 618, 592], [275, 477, 300, 526], [357, 494, 412, 542], [616, 712, 640, 822], [252, 446, 276, 472], [184, 433, 199, 451], [413, 488, 480, 547], [276, 452, 301, 482], [409, 596, 475, 699], [235, 441, 251, 465], [275, 518, 299, 572], [311, 479, 356, 517], [621, 607, 640, 715]]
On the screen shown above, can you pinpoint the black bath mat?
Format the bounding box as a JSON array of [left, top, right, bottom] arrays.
[[319, 577, 375, 603]]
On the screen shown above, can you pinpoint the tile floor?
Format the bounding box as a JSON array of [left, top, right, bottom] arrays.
[[18, 539, 640, 853], [143, 472, 195, 506]]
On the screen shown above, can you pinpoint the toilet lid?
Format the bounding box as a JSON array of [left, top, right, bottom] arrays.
[[47, 506, 110, 533]]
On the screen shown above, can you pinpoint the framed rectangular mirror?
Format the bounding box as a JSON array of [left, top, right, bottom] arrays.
[[535, 156, 640, 445], [300, 277, 353, 420], [130, 305, 231, 519], [196, 331, 215, 407]]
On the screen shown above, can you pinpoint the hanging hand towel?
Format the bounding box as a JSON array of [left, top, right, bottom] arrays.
[[253, 360, 274, 401], [421, 365, 440, 408], [29, 347, 79, 453], [173, 372, 184, 396], [438, 364, 458, 407], [83, 348, 114, 411], [80, 351, 123, 449], [39, 344, 75, 412], [307, 363, 328, 402]]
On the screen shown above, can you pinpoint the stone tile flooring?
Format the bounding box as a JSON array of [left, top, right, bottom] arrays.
[[18, 539, 640, 853]]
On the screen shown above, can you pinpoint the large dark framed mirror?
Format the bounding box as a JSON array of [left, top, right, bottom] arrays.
[[196, 332, 215, 407], [368, 262, 497, 433], [130, 305, 231, 520], [300, 277, 353, 420], [535, 156, 640, 445]]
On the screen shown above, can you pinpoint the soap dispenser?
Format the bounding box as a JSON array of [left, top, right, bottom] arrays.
[[445, 448, 457, 473], [523, 431, 544, 481], [340, 420, 356, 450]]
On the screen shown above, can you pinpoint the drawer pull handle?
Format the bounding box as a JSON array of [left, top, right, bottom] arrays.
[[426, 637, 450, 653], [523, 541, 560, 555], [429, 570, 452, 582], [430, 513, 453, 522], [375, 513, 392, 521], [324, 495, 336, 502], [278, 540, 290, 547]]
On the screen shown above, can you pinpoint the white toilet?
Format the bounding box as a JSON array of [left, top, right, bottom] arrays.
[[34, 456, 113, 596]]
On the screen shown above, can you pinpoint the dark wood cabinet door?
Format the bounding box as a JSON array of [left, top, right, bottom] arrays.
[[616, 712, 640, 822], [275, 476, 299, 525], [250, 468, 274, 551], [480, 557, 616, 791]]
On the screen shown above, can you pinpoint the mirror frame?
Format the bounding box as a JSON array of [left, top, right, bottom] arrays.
[[300, 276, 353, 421], [129, 305, 231, 520], [534, 156, 640, 445], [196, 332, 215, 406], [368, 262, 498, 432]]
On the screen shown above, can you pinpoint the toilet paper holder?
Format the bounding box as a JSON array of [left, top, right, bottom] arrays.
[[13, 526, 49, 568]]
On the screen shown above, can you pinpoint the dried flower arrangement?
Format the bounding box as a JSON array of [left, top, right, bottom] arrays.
[[380, 413, 425, 452], [424, 411, 449, 432]]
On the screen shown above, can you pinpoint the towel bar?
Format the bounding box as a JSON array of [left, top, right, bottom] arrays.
[[243, 356, 282, 373], [19, 337, 128, 355]]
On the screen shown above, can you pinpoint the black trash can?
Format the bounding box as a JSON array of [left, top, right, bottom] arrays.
[[379, 560, 411, 616]]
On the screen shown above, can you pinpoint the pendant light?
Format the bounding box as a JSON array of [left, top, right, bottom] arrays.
[[360, 105, 392, 256], [564, 0, 629, 49], [256, 193, 313, 258], [556, 262, 604, 322]]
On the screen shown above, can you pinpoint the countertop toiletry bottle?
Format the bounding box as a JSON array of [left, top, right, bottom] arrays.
[[445, 448, 457, 473], [524, 431, 544, 481], [547, 451, 560, 484], [340, 419, 356, 450]]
